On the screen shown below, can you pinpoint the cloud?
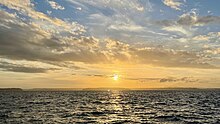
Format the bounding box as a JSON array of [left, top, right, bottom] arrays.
[[155, 11, 220, 38], [192, 32, 220, 42], [102, 39, 217, 69], [162, 25, 191, 36], [178, 13, 220, 26], [0, 65, 49, 73], [85, 74, 108, 78], [0, 60, 57, 73], [156, 12, 220, 28], [192, 35, 210, 41], [68, 0, 145, 12], [0, 10, 217, 70], [0, 12, 56, 61], [0, 0, 85, 36], [162, 0, 182, 11], [47, 0, 65, 10], [0, 1, 219, 73], [205, 48, 220, 55], [196, 16, 220, 25], [159, 77, 199, 83], [108, 22, 144, 32], [125, 76, 199, 83], [66, 0, 151, 39], [154, 11, 198, 36], [0, 10, 106, 63], [0, 10, 110, 75], [177, 12, 197, 26], [131, 47, 216, 69], [125, 77, 160, 82]]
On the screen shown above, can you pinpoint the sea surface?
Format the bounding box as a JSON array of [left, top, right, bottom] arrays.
[[0, 90, 220, 124]]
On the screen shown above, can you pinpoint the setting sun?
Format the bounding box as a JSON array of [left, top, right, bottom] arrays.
[[113, 74, 119, 81]]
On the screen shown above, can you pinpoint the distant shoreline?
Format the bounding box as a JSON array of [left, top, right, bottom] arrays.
[[0, 88, 23, 91], [1, 87, 220, 92]]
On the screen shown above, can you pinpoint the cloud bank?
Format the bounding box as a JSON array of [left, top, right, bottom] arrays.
[[0, 0, 220, 74]]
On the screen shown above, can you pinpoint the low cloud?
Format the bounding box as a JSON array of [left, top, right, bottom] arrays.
[[130, 47, 216, 69], [126, 76, 199, 83], [0, 61, 56, 73], [85, 74, 108, 77], [159, 77, 199, 83]]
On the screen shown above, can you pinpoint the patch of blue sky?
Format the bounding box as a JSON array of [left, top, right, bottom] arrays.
[[148, 0, 183, 20], [0, 5, 32, 22], [186, 0, 220, 16]]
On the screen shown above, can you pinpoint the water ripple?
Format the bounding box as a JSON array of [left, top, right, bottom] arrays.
[[0, 90, 220, 123]]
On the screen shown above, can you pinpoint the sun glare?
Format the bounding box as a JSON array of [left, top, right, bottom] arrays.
[[113, 74, 119, 81]]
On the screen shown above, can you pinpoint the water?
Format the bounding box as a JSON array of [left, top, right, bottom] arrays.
[[0, 90, 220, 124]]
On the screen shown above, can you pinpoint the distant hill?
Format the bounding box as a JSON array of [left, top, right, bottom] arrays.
[[0, 88, 23, 91]]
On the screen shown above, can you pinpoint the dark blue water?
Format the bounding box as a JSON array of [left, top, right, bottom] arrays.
[[0, 90, 220, 124]]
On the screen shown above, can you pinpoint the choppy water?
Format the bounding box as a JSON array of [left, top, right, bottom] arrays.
[[0, 90, 220, 124]]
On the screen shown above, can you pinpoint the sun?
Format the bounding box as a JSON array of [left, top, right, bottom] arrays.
[[113, 74, 119, 81]]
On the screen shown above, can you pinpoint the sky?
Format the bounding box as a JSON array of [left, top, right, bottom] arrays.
[[0, 0, 220, 89]]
